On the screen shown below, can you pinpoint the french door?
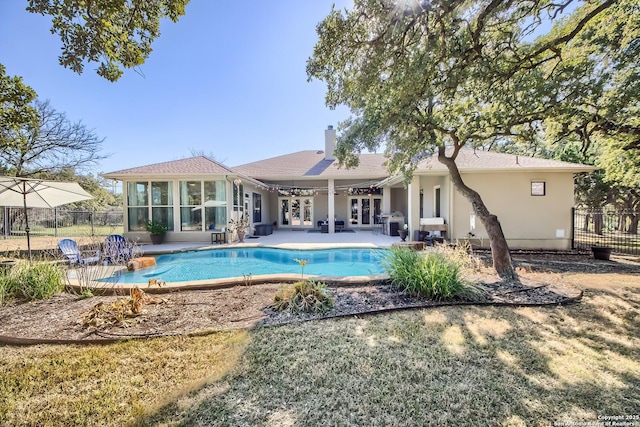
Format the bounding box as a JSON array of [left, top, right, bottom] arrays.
[[348, 196, 382, 228], [280, 197, 314, 228]]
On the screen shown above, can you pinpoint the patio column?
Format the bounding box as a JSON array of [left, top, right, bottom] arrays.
[[407, 176, 421, 241], [382, 184, 391, 216], [328, 179, 335, 233]]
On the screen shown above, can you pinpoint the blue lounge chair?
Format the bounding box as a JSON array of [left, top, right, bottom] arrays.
[[103, 234, 136, 264], [58, 239, 101, 265]]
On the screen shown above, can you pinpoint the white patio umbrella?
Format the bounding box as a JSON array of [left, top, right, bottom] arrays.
[[0, 176, 93, 260]]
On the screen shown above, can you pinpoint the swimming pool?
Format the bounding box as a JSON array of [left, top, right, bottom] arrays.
[[107, 247, 387, 284]]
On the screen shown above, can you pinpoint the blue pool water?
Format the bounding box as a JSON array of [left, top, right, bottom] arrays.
[[107, 247, 387, 283]]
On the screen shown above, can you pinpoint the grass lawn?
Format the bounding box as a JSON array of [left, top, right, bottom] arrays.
[[2, 287, 639, 426]]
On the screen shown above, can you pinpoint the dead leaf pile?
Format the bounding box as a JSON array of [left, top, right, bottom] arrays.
[[81, 288, 166, 329]]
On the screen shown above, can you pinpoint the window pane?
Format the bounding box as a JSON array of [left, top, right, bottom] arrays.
[[350, 199, 359, 225], [204, 181, 226, 203], [127, 182, 148, 206], [205, 207, 227, 229], [291, 199, 300, 226], [128, 207, 148, 231], [180, 207, 202, 231], [303, 198, 312, 226], [180, 181, 201, 205], [281, 199, 289, 225], [151, 182, 172, 205], [152, 207, 174, 231], [233, 182, 244, 208], [253, 193, 262, 223]]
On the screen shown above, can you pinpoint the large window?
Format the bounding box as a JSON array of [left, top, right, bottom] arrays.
[[204, 181, 227, 229], [180, 180, 228, 231], [151, 182, 173, 231], [127, 182, 148, 231], [127, 181, 173, 231]]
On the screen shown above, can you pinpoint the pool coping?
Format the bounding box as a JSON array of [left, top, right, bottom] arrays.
[[66, 243, 394, 295]]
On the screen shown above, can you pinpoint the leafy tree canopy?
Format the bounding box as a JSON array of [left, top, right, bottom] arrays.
[[0, 65, 38, 149], [26, 0, 189, 81], [307, 0, 631, 278]]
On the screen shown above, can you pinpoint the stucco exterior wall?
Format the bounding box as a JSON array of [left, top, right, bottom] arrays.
[[451, 172, 575, 249]]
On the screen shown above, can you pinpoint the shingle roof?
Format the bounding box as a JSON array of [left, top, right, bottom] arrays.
[[102, 156, 236, 178], [102, 149, 593, 184], [232, 150, 389, 180], [415, 149, 594, 172]]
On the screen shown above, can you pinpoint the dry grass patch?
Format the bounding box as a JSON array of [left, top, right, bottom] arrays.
[[0, 331, 248, 426], [149, 287, 640, 426]]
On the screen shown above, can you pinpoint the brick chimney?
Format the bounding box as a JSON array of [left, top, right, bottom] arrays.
[[324, 125, 336, 161]]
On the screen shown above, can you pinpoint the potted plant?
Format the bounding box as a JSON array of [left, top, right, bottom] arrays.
[[146, 220, 168, 245], [591, 244, 612, 261], [398, 224, 409, 242], [228, 216, 250, 243]]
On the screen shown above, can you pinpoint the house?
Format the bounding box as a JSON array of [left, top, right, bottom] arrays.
[[102, 126, 593, 249]]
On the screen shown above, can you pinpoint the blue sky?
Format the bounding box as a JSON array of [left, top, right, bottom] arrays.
[[0, 1, 352, 176]]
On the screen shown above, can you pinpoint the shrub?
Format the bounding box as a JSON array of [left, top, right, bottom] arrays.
[[382, 247, 477, 301], [1, 262, 65, 302], [0, 273, 18, 304], [272, 280, 334, 314]]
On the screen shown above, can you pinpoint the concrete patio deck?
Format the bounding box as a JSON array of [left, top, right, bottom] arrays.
[[140, 229, 403, 255], [0, 229, 405, 255]]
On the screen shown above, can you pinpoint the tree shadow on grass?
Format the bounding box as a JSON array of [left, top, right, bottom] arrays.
[[139, 287, 640, 426]]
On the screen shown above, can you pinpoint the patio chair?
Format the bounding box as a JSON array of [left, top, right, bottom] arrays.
[[58, 238, 101, 265], [103, 234, 137, 264]]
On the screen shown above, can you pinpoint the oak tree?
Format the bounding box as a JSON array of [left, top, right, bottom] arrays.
[[307, 0, 622, 279]]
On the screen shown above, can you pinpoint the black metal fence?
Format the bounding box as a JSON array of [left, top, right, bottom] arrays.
[[1, 207, 123, 239], [572, 208, 640, 255]]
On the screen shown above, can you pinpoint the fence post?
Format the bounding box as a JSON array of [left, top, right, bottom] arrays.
[[54, 207, 58, 237], [2, 206, 7, 240], [570, 207, 575, 250], [90, 210, 95, 236]]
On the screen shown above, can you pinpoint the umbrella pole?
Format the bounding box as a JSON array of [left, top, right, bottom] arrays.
[[23, 183, 32, 261]]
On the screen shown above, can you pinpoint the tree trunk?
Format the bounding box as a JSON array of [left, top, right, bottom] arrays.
[[629, 213, 638, 234], [438, 148, 517, 281], [583, 213, 590, 232], [593, 210, 603, 235]]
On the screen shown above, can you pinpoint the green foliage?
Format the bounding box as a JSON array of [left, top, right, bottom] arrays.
[[307, 0, 631, 278], [0, 272, 18, 304], [0, 261, 65, 302], [26, 0, 189, 82], [382, 248, 476, 302], [0, 65, 38, 152], [272, 281, 334, 314], [79, 288, 94, 299], [146, 220, 168, 235]]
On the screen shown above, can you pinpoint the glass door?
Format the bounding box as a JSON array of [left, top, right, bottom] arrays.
[[349, 196, 382, 228], [280, 197, 314, 228]]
